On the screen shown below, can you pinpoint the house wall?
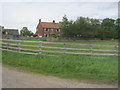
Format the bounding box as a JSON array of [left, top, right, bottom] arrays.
[[2, 35, 19, 39], [36, 21, 62, 37], [37, 27, 62, 37], [43, 28, 61, 37], [36, 23, 44, 37]]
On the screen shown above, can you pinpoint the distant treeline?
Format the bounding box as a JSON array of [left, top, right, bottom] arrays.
[[60, 15, 119, 40]]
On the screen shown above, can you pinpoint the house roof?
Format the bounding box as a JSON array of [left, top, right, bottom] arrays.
[[3, 29, 19, 35], [40, 22, 61, 28]]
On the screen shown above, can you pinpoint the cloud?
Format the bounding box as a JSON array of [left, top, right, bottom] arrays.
[[1, 2, 118, 33]]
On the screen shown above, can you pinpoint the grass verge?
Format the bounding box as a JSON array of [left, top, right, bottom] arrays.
[[2, 51, 118, 83]]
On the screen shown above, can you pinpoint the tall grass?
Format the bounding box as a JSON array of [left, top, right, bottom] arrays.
[[2, 51, 118, 83]]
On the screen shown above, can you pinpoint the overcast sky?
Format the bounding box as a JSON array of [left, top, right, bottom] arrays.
[[0, 1, 118, 33]]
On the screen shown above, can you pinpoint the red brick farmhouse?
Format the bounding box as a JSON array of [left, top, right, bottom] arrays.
[[36, 19, 61, 37]]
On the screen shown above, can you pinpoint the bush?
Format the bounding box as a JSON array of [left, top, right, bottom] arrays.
[[50, 33, 59, 38]]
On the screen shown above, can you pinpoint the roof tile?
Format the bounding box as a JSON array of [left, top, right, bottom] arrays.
[[40, 22, 60, 28]]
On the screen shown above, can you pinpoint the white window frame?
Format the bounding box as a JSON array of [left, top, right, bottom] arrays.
[[6, 32, 8, 35], [56, 29, 60, 32], [44, 34, 49, 37], [44, 28, 49, 32], [43, 28, 46, 31], [38, 35, 42, 38], [51, 28, 54, 32]]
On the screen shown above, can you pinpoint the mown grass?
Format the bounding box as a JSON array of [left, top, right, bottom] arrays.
[[50, 40, 118, 45], [2, 51, 118, 83], [16, 39, 118, 45]]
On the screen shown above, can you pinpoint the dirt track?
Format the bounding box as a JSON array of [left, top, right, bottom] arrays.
[[2, 66, 118, 88]]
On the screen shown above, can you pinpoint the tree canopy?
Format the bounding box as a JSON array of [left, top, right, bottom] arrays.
[[60, 15, 118, 40], [20, 27, 34, 36]]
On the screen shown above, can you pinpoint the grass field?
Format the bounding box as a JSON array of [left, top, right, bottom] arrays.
[[2, 40, 118, 83], [3, 39, 118, 45], [2, 51, 118, 83]]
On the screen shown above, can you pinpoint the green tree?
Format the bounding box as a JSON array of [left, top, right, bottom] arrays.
[[33, 34, 38, 37], [114, 18, 120, 39], [60, 15, 70, 28], [100, 18, 116, 39], [59, 15, 72, 37], [60, 15, 117, 40], [75, 17, 94, 39], [90, 18, 101, 39], [20, 27, 33, 36]]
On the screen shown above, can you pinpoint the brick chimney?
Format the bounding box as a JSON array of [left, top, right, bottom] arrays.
[[53, 20, 55, 23], [39, 19, 41, 23]]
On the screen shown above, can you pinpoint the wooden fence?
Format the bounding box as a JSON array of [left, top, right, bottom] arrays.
[[0, 39, 119, 56]]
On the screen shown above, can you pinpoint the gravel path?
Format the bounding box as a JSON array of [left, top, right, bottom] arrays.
[[2, 66, 118, 88]]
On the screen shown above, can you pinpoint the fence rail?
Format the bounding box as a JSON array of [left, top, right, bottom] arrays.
[[1, 43, 118, 52], [2, 39, 118, 47], [1, 39, 119, 56]]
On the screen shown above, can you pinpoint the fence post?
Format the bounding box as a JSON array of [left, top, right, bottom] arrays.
[[89, 45, 93, 56], [114, 45, 117, 56], [7, 40, 9, 51], [18, 41, 21, 53], [64, 43, 66, 54], [39, 41, 42, 55]]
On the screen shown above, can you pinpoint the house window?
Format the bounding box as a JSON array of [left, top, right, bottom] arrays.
[[6, 32, 8, 34], [56, 29, 60, 32], [44, 28, 49, 32], [43, 28, 46, 31], [2, 32, 6, 34], [51, 29, 54, 32], [38, 35, 42, 38], [3, 32, 8, 35], [44, 34, 49, 37]]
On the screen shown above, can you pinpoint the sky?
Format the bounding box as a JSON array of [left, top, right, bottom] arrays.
[[0, 0, 119, 33]]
